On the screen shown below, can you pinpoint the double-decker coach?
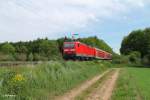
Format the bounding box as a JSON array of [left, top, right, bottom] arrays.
[[95, 48, 112, 60]]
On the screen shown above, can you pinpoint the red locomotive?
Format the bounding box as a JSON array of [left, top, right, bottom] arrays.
[[63, 41, 112, 60]]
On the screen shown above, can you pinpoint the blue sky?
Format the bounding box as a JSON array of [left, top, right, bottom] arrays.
[[0, 0, 150, 53]]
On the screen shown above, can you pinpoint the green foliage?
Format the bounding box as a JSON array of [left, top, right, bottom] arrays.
[[0, 43, 16, 61], [120, 28, 150, 65], [112, 51, 142, 65], [0, 38, 62, 61], [0, 52, 15, 61], [0, 37, 113, 61], [33, 53, 48, 61], [142, 54, 150, 66], [28, 53, 33, 61], [2, 72, 27, 96], [57, 38, 65, 53], [15, 53, 27, 61], [0, 43, 15, 54], [28, 38, 60, 60], [120, 28, 150, 57], [112, 54, 129, 64], [15, 45, 28, 54], [128, 51, 141, 64]]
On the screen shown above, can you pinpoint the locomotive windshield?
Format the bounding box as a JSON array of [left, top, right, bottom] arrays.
[[64, 43, 75, 48]]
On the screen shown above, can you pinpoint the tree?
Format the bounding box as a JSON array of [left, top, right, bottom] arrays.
[[15, 53, 27, 61], [128, 51, 141, 64], [142, 54, 150, 66], [112, 53, 129, 64], [15, 45, 28, 54], [0, 52, 15, 61], [0, 42, 15, 54], [120, 28, 150, 57], [33, 53, 48, 61], [144, 28, 150, 54], [28, 53, 33, 61], [0, 36, 113, 61], [57, 38, 65, 54]]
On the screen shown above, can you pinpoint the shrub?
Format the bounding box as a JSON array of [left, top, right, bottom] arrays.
[[28, 53, 33, 61], [128, 51, 141, 64], [112, 54, 129, 64], [142, 54, 150, 66], [15, 53, 27, 61], [33, 53, 48, 61], [2, 72, 27, 96], [0, 52, 15, 61], [0, 43, 15, 54]]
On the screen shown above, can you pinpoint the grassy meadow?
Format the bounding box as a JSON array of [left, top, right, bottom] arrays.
[[112, 67, 150, 100], [1, 61, 150, 100], [0, 61, 111, 100]]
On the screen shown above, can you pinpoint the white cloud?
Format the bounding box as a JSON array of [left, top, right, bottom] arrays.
[[0, 0, 150, 42]]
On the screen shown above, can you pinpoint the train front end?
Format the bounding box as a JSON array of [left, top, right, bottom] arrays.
[[63, 42, 76, 59]]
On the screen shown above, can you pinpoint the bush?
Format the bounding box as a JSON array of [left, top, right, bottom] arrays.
[[0, 43, 15, 54], [142, 54, 150, 66], [15, 53, 27, 61], [28, 53, 33, 61], [33, 53, 48, 61], [0, 52, 15, 61], [112, 54, 129, 64], [128, 51, 141, 64], [112, 51, 142, 65], [2, 72, 27, 96]]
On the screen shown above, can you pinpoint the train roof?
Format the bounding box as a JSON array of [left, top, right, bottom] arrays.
[[64, 41, 92, 47], [95, 48, 112, 55], [64, 41, 112, 55]]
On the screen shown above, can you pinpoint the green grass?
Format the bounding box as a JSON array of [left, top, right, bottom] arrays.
[[0, 60, 111, 100], [112, 67, 150, 100]]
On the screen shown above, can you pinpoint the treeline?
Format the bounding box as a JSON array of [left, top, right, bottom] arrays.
[[80, 36, 113, 53], [119, 28, 150, 66], [0, 36, 113, 61], [0, 38, 61, 61]]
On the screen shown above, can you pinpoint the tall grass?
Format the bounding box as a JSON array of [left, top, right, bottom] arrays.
[[0, 61, 111, 100]]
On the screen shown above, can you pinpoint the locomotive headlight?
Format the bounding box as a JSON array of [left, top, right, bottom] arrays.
[[64, 49, 69, 52], [64, 49, 75, 52], [70, 49, 75, 51]]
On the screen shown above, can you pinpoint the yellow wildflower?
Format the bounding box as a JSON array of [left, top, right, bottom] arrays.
[[13, 74, 25, 82]]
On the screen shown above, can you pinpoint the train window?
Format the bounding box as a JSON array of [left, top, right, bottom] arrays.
[[64, 43, 75, 48]]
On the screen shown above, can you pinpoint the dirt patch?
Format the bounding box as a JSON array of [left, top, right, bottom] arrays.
[[86, 69, 120, 100], [55, 69, 111, 100]]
